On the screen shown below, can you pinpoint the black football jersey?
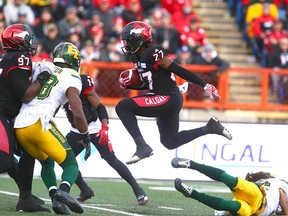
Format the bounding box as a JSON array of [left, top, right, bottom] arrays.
[[131, 45, 178, 95], [0, 51, 32, 119], [64, 74, 98, 128]]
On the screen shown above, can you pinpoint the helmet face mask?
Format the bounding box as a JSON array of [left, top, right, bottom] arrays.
[[1, 24, 38, 55], [120, 21, 152, 55], [53, 42, 81, 72]]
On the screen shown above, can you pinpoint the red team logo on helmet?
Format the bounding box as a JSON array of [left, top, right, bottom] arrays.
[[1, 24, 38, 55], [120, 21, 152, 55]]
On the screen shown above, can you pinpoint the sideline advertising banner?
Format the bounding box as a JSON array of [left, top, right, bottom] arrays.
[[34, 116, 288, 181]]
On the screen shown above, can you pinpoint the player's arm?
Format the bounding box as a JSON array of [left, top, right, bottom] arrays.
[[66, 87, 88, 133], [158, 57, 207, 87], [85, 89, 110, 145], [9, 68, 48, 103], [86, 90, 108, 126], [158, 57, 221, 100], [279, 188, 288, 214]]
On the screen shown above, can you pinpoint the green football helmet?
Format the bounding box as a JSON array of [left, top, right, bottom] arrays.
[[52, 42, 81, 72]]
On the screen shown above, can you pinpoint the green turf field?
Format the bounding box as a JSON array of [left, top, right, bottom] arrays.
[[0, 175, 233, 215]]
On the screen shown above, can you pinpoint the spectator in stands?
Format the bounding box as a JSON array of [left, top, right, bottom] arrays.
[[27, 0, 49, 18], [33, 7, 55, 39], [42, 23, 62, 56], [262, 19, 287, 66], [67, 0, 93, 19], [4, 0, 35, 26], [98, 37, 127, 62], [48, 0, 66, 22], [69, 31, 83, 50], [193, 43, 230, 85], [80, 40, 99, 62], [121, 0, 143, 25], [172, 0, 199, 33], [86, 12, 104, 49], [161, 0, 186, 16], [245, 0, 278, 39], [0, 7, 5, 24], [141, 0, 160, 17], [31, 43, 50, 62], [106, 16, 124, 42], [267, 37, 288, 100], [92, 0, 117, 36], [16, 10, 29, 25], [180, 17, 208, 55], [155, 12, 179, 54], [150, 7, 168, 29], [58, 6, 86, 42], [174, 45, 194, 65], [251, 3, 277, 61]]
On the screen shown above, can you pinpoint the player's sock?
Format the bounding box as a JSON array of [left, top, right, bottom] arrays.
[[134, 136, 148, 147], [106, 154, 141, 190], [172, 127, 206, 148], [190, 161, 238, 188], [40, 157, 57, 189], [190, 190, 241, 212], [59, 150, 79, 187], [75, 171, 90, 191]]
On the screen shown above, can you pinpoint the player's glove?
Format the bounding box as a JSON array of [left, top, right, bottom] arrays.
[[78, 132, 92, 161], [37, 71, 51, 85], [119, 76, 132, 89], [96, 124, 109, 145], [204, 83, 221, 101]]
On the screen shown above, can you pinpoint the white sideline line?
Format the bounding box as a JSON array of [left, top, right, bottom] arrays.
[[0, 190, 144, 216]]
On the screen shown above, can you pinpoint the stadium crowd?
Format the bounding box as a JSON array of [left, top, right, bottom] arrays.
[[0, 0, 230, 81]]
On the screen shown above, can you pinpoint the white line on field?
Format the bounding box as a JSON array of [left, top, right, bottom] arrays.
[[158, 206, 183, 211], [0, 190, 144, 216]]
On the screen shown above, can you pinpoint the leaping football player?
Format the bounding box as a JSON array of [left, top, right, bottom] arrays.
[[116, 21, 232, 165]]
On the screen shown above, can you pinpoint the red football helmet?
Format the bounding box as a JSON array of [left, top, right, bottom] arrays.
[[120, 21, 152, 55], [1, 24, 38, 55]]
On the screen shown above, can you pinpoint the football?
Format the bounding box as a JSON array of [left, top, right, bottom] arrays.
[[119, 69, 144, 89]]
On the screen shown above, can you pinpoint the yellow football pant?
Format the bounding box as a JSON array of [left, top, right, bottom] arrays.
[[15, 119, 70, 164], [232, 178, 263, 216]]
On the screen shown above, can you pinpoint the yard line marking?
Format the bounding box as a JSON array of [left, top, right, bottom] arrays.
[[158, 206, 183, 211], [149, 186, 230, 193], [0, 190, 144, 216]]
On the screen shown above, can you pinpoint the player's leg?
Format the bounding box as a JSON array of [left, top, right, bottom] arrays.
[[174, 178, 241, 214], [92, 134, 148, 205], [115, 97, 154, 164], [66, 131, 94, 203], [172, 158, 238, 190], [0, 114, 16, 173], [16, 120, 83, 214]]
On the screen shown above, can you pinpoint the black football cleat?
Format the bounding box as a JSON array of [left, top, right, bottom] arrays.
[[16, 199, 51, 213], [134, 188, 148, 205], [32, 194, 45, 205], [174, 178, 193, 197], [54, 189, 83, 214], [137, 194, 149, 205], [126, 144, 153, 165], [171, 157, 191, 169], [52, 198, 70, 215], [206, 117, 232, 140], [76, 187, 95, 203]]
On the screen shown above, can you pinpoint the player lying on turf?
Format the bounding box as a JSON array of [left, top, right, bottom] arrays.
[[116, 21, 232, 165], [63, 74, 148, 205], [172, 157, 288, 216]]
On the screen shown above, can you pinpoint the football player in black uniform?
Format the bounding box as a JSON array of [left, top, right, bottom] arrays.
[[64, 74, 149, 205], [116, 21, 233, 165], [0, 24, 52, 212]]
